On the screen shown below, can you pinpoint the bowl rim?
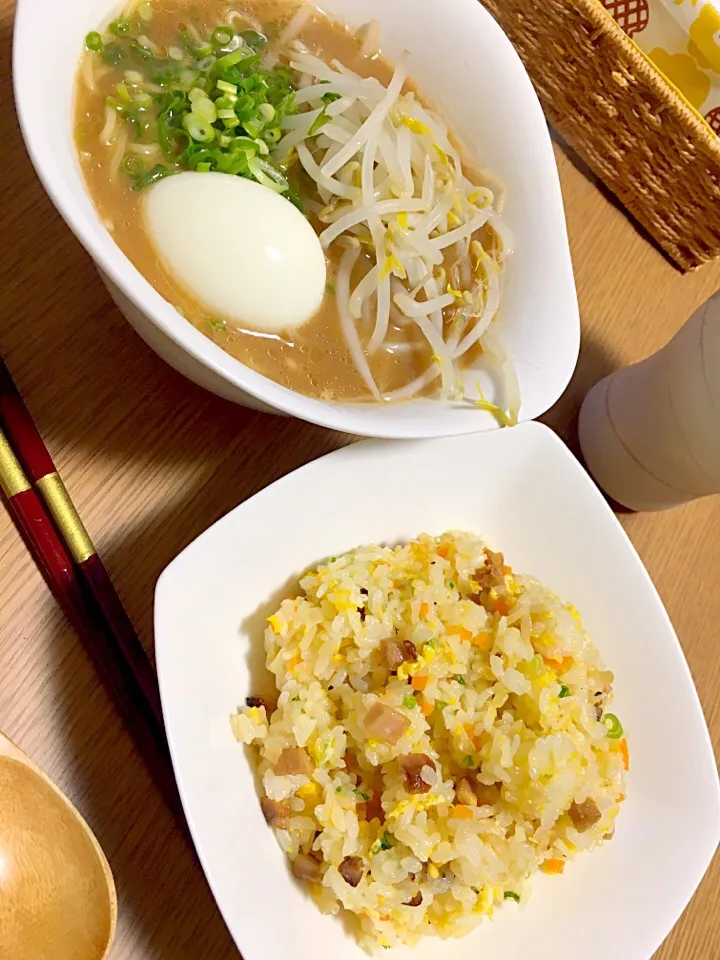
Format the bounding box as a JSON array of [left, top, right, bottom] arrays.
[[12, 0, 580, 439]]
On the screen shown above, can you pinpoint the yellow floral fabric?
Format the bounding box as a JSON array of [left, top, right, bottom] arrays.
[[600, 0, 720, 133]]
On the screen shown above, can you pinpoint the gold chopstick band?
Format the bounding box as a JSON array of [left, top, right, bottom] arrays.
[[0, 430, 31, 498], [36, 473, 95, 564]]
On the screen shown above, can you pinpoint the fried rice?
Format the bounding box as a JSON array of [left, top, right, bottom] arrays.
[[231, 531, 628, 951]]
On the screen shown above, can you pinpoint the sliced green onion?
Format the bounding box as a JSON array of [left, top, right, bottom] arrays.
[[504, 891, 521, 903], [122, 154, 145, 178], [230, 136, 259, 154], [179, 68, 197, 88], [216, 47, 257, 71], [322, 90, 342, 103], [462, 755, 474, 767], [109, 19, 134, 37], [436, 701, 447, 712], [353, 788, 370, 801], [240, 29, 266, 48], [426, 638, 439, 651], [379, 831, 393, 851], [196, 55, 216, 73], [455, 675, 466, 685], [130, 39, 154, 60], [124, 162, 174, 191], [308, 107, 330, 136], [558, 684, 569, 698], [193, 98, 217, 123], [247, 156, 288, 193], [103, 23, 300, 197], [403, 694, 417, 710], [102, 42, 124, 66], [85, 31, 104, 52], [603, 713, 623, 739], [216, 48, 244, 69], [215, 95, 237, 111], [212, 26, 235, 47], [182, 114, 215, 143]]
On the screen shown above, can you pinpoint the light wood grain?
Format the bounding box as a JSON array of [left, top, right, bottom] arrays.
[[0, 732, 116, 960], [1, 6, 719, 958]]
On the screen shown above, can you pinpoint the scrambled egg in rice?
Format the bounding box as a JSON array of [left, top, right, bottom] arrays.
[[232, 532, 628, 951]]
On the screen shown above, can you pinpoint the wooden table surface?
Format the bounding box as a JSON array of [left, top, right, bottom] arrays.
[[1, 5, 719, 958]]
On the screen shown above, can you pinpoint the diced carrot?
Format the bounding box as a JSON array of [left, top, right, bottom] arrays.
[[412, 674, 429, 692], [438, 545, 450, 558], [464, 723, 480, 748], [420, 698, 435, 716], [450, 805, 474, 819], [448, 625, 473, 640], [380, 915, 390, 922], [619, 738, 630, 771], [540, 858, 565, 874], [494, 597, 513, 617], [617, 793, 626, 803], [471, 632, 491, 647], [543, 655, 573, 671], [502, 565, 512, 574], [419, 602, 429, 618]]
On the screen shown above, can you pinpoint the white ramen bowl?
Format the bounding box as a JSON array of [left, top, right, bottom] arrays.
[[14, 0, 579, 438], [154, 421, 719, 960]]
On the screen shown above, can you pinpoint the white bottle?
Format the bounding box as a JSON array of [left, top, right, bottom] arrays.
[[579, 290, 720, 511]]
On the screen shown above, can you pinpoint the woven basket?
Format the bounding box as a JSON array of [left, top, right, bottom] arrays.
[[480, 0, 720, 271]]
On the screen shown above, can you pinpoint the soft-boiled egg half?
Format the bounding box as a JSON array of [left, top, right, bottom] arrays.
[[143, 172, 327, 333]]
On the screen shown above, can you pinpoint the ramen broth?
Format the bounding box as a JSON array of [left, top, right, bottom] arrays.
[[75, 1, 504, 403]]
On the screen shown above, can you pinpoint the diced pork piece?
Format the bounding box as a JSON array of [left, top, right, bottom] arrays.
[[364, 703, 411, 743], [471, 548, 507, 596], [275, 746, 313, 776], [568, 798, 602, 832], [260, 797, 291, 829], [381, 638, 418, 671], [292, 853, 324, 882], [338, 856, 364, 887], [398, 754, 435, 794]]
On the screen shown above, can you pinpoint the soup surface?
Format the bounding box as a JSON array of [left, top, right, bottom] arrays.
[[75, 0, 512, 408]]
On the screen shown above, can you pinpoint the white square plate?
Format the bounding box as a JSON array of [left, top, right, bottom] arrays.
[[155, 422, 719, 959]]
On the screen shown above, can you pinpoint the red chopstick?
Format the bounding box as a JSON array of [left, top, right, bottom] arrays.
[[0, 361, 184, 823], [0, 359, 163, 725]]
